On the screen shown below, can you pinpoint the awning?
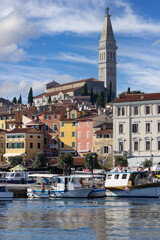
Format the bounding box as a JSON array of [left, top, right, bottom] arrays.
[[3, 153, 23, 157], [9, 164, 27, 172]]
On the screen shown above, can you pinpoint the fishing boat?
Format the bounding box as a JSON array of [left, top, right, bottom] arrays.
[[105, 169, 160, 197], [0, 186, 13, 201], [50, 175, 93, 198], [27, 183, 50, 199]]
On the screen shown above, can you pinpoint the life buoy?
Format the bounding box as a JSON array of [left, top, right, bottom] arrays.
[[137, 167, 142, 172]]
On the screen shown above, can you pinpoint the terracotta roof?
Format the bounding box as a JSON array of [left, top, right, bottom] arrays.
[[5, 128, 43, 134], [34, 87, 82, 99], [95, 129, 113, 134], [113, 93, 160, 103], [26, 120, 44, 125]]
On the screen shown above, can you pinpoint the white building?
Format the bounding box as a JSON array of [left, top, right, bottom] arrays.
[[113, 92, 160, 167]]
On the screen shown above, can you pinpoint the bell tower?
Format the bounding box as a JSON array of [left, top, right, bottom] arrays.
[[98, 7, 117, 100]]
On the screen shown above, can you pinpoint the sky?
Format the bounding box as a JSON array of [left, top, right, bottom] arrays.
[[1, 0, 160, 103]]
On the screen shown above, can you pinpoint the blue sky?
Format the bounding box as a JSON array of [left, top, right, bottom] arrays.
[[1, 0, 160, 103]]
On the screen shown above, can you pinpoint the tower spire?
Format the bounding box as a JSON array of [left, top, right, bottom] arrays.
[[98, 8, 117, 100]]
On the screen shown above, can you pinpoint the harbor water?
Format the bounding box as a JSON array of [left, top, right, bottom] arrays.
[[0, 197, 160, 240]]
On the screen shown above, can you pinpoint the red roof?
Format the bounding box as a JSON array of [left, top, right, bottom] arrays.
[[113, 93, 160, 103]]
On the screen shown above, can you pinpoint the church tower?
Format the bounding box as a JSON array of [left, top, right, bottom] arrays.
[[98, 8, 117, 100]]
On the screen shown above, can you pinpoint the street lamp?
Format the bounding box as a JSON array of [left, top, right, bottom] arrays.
[[24, 151, 27, 183]]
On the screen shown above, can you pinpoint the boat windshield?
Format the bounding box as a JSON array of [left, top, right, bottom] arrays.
[[6, 173, 15, 178]]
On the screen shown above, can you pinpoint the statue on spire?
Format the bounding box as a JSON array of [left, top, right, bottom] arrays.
[[105, 7, 110, 15]]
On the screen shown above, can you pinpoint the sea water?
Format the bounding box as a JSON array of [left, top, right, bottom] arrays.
[[0, 197, 160, 240]]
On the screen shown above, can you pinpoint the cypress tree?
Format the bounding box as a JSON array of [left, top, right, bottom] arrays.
[[106, 81, 112, 103], [12, 97, 17, 104], [96, 91, 105, 108], [28, 87, 33, 105], [18, 94, 22, 104], [80, 83, 88, 96], [90, 88, 94, 104]]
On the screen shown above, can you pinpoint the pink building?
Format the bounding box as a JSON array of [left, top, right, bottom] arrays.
[[76, 115, 94, 156]]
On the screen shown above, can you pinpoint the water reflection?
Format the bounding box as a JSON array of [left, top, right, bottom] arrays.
[[0, 198, 160, 239]]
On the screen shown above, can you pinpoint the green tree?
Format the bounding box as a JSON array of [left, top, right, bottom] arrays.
[[9, 156, 23, 168], [90, 88, 94, 104], [32, 152, 48, 170], [115, 155, 128, 167], [28, 87, 33, 105], [48, 96, 51, 103], [12, 97, 17, 104], [80, 83, 88, 96], [84, 152, 100, 171], [18, 94, 22, 104], [142, 159, 152, 169], [96, 91, 105, 108], [57, 152, 74, 175], [106, 81, 112, 103]]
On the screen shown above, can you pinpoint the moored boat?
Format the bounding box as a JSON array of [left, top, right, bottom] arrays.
[[0, 186, 13, 201], [105, 170, 160, 197], [50, 175, 93, 198]]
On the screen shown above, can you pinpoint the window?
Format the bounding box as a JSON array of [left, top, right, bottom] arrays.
[[158, 123, 160, 132], [122, 174, 127, 179], [6, 116, 9, 120], [78, 143, 81, 151], [97, 134, 102, 138], [45, 124, 49, 132], [107, 174, 112, 179], [87, 131, 90, 139], [158, 141, 160, 150], [146, 123, 150, 133], [44, 114, 49, 120], [61, 122, 64, 127], [104, 146, 109, 153], [132, 124, 138, 133], [122, 108, 125, 116], [119, 142, 123, 151], [72, 131, 75, 137], [61, 142, 64, 148], [61, 132, 64, 137], [72, 121, 76, 127], [54, 114, 57, 119], [44, 138, 47, 145], [146, 141, 150, 151], [53, 124, 57, 131], [87, 142, 90, 151], [72, 142, 75, 148], [78, 121, 81, 127], [87, 120, 90, 127], [30, 135, 33, 138], [37, 136, 40, 139], [114, 174, 119, 179], [118, 108, 121, 116], [30, 142, 33, 149], [5, 123, 9, 129], [158, 105, 160, 114], [134, 107, 138, 115], [134, 142, 138, 151], [119, 124, 123, 134], [11, 115, 15, 120], [72, 113, 75, 119], [0, 116, 4, 120], [78, 131, 81, 139], [146, 106, 150, 114], [2, 124, 4, 129], [37, 143, 41, 149]]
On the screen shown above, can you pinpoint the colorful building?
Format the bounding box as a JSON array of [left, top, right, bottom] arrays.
[[4, 128, 44, 165], [0, 129, 7, 166]]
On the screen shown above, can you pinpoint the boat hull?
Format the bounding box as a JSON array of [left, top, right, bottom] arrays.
[[0, 192, 13, 201], [88, 188, 106, 198], [27, 189, 50, 199], [50, 188, 92, 198], [106, 186, 160, 197]]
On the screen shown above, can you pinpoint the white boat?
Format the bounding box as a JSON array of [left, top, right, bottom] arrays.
[[27, 184, 50, 199], [75, 173, 106, 198], [0, 186, 13, 201], [105, 170, 160, 197], [50, 175, 93, 198]]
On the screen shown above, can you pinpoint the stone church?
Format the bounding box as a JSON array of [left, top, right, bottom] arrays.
[[33, 8, 117, 106]]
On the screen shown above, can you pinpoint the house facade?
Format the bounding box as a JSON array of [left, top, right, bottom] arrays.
[[113, 93, 160, 167]]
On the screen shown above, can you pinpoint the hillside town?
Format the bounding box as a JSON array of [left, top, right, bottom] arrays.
[[0, 8, 159, 173]]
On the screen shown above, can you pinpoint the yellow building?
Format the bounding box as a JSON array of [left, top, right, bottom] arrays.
[[60, 109, 80, 154], [0, 110, 15, 131], [93, 123, 113, 170], [4, 128, 44, 164], [0, 129, 7, 166]]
